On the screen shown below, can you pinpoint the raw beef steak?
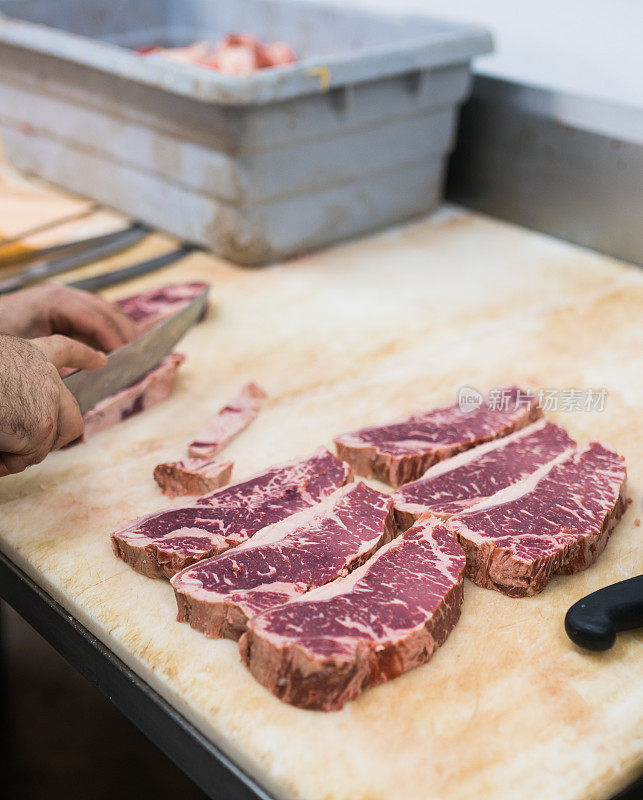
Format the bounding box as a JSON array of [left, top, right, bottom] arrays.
[[116, 282, 209, 333], [445, 441, 627, 597], [188, 382, 267, 459], [393, 420, 575, 529], [153, 458, 233, 497], [111, 448, 352, 579], [74, 353, 185, 443], [334, 386, 541, 487], [171, 482, 395, 640], [239, 515, 466, 711]]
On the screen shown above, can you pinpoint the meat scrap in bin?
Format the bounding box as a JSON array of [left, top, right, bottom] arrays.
[[153, 458, 233, 498], [188, 382, 267, 460], [335, 385, 542, 487], [171, 482, 395, 641], [138, 33, 297, 75], [111, 448, 352, 579], [239, 515, 466, 711]]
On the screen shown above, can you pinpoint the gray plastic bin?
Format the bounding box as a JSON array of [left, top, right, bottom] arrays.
[[0, 0, 492, 264]]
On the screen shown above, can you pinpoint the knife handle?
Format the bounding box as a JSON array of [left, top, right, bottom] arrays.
[[565, 575, 643, 651]]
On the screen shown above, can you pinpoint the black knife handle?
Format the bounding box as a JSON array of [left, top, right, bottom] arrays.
[[565, 575, 643, 651]]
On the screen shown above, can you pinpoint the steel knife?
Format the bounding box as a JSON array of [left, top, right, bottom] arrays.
[[0, 223, 148, 293], [68, 245, 195, 293], [63, 284, 209, 414]]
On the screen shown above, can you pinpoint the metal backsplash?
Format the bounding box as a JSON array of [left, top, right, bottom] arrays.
[[447, 75, 643, 267]]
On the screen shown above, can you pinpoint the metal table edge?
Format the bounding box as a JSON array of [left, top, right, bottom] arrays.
[[0, 550, 275, 800]]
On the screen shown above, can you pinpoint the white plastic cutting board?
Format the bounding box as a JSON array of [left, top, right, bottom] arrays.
[[0, 193, 641, 800]]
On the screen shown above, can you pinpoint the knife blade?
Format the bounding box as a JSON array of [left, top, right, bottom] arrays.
[[0, 223, 148, 294], [63, 285, 209, 414]]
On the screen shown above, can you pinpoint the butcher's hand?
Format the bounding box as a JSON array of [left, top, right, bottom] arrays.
[[0, 283, 138, 352], [0, 333, 106, 475]]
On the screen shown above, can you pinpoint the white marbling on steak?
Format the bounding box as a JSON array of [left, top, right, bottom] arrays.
[[240, 515, 466, 711]]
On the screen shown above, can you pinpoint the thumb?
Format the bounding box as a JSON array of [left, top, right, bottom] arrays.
[[31, 334, 108, 372]]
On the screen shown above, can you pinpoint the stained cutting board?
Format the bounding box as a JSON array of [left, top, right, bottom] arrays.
[[0, 172, 641, 800]]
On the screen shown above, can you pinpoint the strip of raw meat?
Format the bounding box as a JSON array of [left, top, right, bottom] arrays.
[[445, 441, 627, 597], [116, 281, 209, 333], [334, 386, 542, 487], [188, 382, 267, 459], [239, 515, 465, 711], [171, 482, 396, 641], [72, 353, 185, 444], [111, 448, 352, 579], [393, 419, 576, 529], [153, 458, 233, 497]]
